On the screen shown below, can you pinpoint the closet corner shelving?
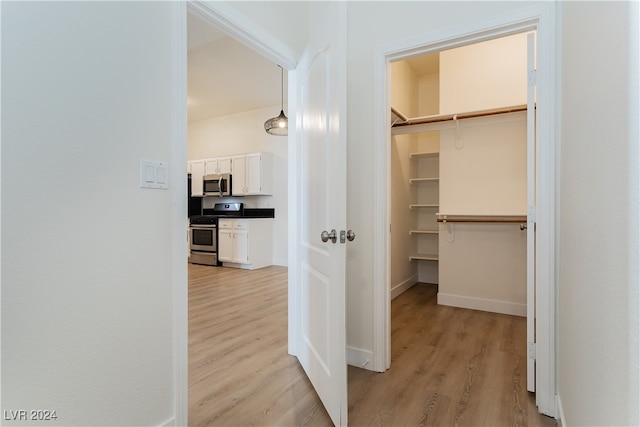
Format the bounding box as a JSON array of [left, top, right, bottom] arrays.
[[408, 147, 440, 262]]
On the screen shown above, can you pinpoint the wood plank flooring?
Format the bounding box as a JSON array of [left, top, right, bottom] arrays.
[[188, 263, 557, 426]]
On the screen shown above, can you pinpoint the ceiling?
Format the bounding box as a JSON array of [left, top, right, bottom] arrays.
[[404, 53, 439, 76], [186, 12, 437, 124], [187, 12, 287, 124]]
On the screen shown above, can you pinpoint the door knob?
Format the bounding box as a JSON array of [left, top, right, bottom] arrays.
[[321, 229, 337, 244], [346, 230, 356, 241]]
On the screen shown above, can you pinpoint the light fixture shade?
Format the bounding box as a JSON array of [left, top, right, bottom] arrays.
[[265, 65, 288, 136], [264, 110, 288, 136]]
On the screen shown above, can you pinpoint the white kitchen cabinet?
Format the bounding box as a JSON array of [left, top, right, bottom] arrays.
[[231, 155, 247, 196], [217, 228, 234, 262], [231, 152, 273, 196], [188, 160, 205, 197], [205, 156, 232, 175], [218, 218, 273, 270]]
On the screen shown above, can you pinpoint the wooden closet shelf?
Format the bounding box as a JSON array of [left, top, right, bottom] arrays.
[[409, 229, 438, 235], [410, 254, 439, 261], [410, 177, 439, 183], [392, 104, 527, 128], [410, 204, 439, 209], [410, 152, 439, 159], [436, 214, 527, 223]]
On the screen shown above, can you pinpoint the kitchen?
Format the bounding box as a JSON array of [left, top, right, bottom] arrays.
[[186, 11, 288, 270]]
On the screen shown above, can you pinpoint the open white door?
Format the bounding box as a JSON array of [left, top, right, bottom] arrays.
[[526, 32, 537, 393], [292, 2, 348, 426]]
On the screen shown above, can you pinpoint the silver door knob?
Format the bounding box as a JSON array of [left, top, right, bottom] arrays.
[[321, 229, 337, 243], [346, 230, 356, 241]]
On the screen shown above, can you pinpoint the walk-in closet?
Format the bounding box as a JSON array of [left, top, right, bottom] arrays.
[[389, 32, 533, 317]]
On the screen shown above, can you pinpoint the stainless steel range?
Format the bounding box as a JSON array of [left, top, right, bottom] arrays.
[[189, 203, 244, 266]]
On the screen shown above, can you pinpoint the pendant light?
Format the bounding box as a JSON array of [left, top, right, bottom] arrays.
[[264, 65, 288, 136]]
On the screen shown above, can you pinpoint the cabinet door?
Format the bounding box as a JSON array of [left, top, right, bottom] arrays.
[[189, 160, 205, 197], [231, 155, 247, 195], [233, 230, 249, 264], [218, 157, 232, 174], [204, 158, 219, 175], [218, 229, 234, 262], [245, 153, 262, 194]]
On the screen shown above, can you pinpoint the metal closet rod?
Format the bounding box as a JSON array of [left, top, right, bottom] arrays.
[[391, 104, 528, 128], [436, 214, 527, 223]]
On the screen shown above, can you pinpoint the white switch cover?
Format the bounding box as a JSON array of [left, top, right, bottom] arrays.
[[140, 160, 169, 189]]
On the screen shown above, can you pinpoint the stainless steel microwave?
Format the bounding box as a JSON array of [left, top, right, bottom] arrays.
[[203, 173, 231, 197]]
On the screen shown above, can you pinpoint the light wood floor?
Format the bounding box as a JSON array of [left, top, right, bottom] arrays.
[[188, 264, 557, 426]]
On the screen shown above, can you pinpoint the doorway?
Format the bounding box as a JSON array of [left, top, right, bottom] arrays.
[[372, 8, 557, 417], [389, 25, 533, 396], [184, 1, 298, 423]]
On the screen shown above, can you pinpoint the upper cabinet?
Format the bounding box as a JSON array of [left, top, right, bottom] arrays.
[[205, 156, 232, 175], [232, 152, 274, 196], [189, 152, 274, 197], [188, 160, 205, 196], [188, 156, 232, 197]]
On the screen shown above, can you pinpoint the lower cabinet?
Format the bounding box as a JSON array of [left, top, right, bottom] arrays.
[[218, 218, 273, 270]]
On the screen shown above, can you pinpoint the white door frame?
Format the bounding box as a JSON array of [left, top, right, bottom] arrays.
[[173, 2, 299, 425], [371, 3, 558, 417]]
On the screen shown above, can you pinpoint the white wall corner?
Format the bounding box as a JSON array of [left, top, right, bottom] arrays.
[[347, 346, 374, 371], [556, 394, 566, 427], [391, 275, 418, 300]]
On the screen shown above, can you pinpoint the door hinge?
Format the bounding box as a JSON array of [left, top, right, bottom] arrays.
[[528, 69, 537, 87], [528, 206, 536, 223], [528, 342, 536, 359]]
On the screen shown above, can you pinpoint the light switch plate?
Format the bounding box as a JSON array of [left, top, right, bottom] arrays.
[[140, 160, 169, 189]]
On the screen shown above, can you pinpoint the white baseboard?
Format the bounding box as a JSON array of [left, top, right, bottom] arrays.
[[556, 395, 566, 427], [391, 275, 418, 300], [160, 417, 176, 427], [437, 292, 526, 317], [347, 345, 374, 370]]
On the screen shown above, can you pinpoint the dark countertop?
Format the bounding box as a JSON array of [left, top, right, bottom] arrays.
[[197, 208, 275, 219]]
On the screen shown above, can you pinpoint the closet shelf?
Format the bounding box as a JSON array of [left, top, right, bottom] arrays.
[[392, 104, 527, 128], [410, 152, 439, 159], [410, 177, 439, 183], [390, 105, 409, 125], [410, 204, 439, 209], [409, 229, 438, 235], [436, 214, 527, 223], [410, 253, 439, 261]]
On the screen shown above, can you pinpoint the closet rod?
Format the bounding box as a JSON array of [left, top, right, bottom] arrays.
[[391, 104, 527, 128], [436, 214, 527, 223]]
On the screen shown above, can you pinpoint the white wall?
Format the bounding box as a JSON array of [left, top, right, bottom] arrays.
[[439, 114, 527, 215], [188, 106, 288, 266], [2, 2, 179, 425], [437, 114, 527, 316], [558, 2, 639, 425], [439, 32, 528, 115], [223, 1, 309, 58]]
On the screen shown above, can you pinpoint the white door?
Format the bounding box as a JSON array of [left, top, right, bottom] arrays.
[[526, 32, 537, 393], [292, 2, 348, 426]]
